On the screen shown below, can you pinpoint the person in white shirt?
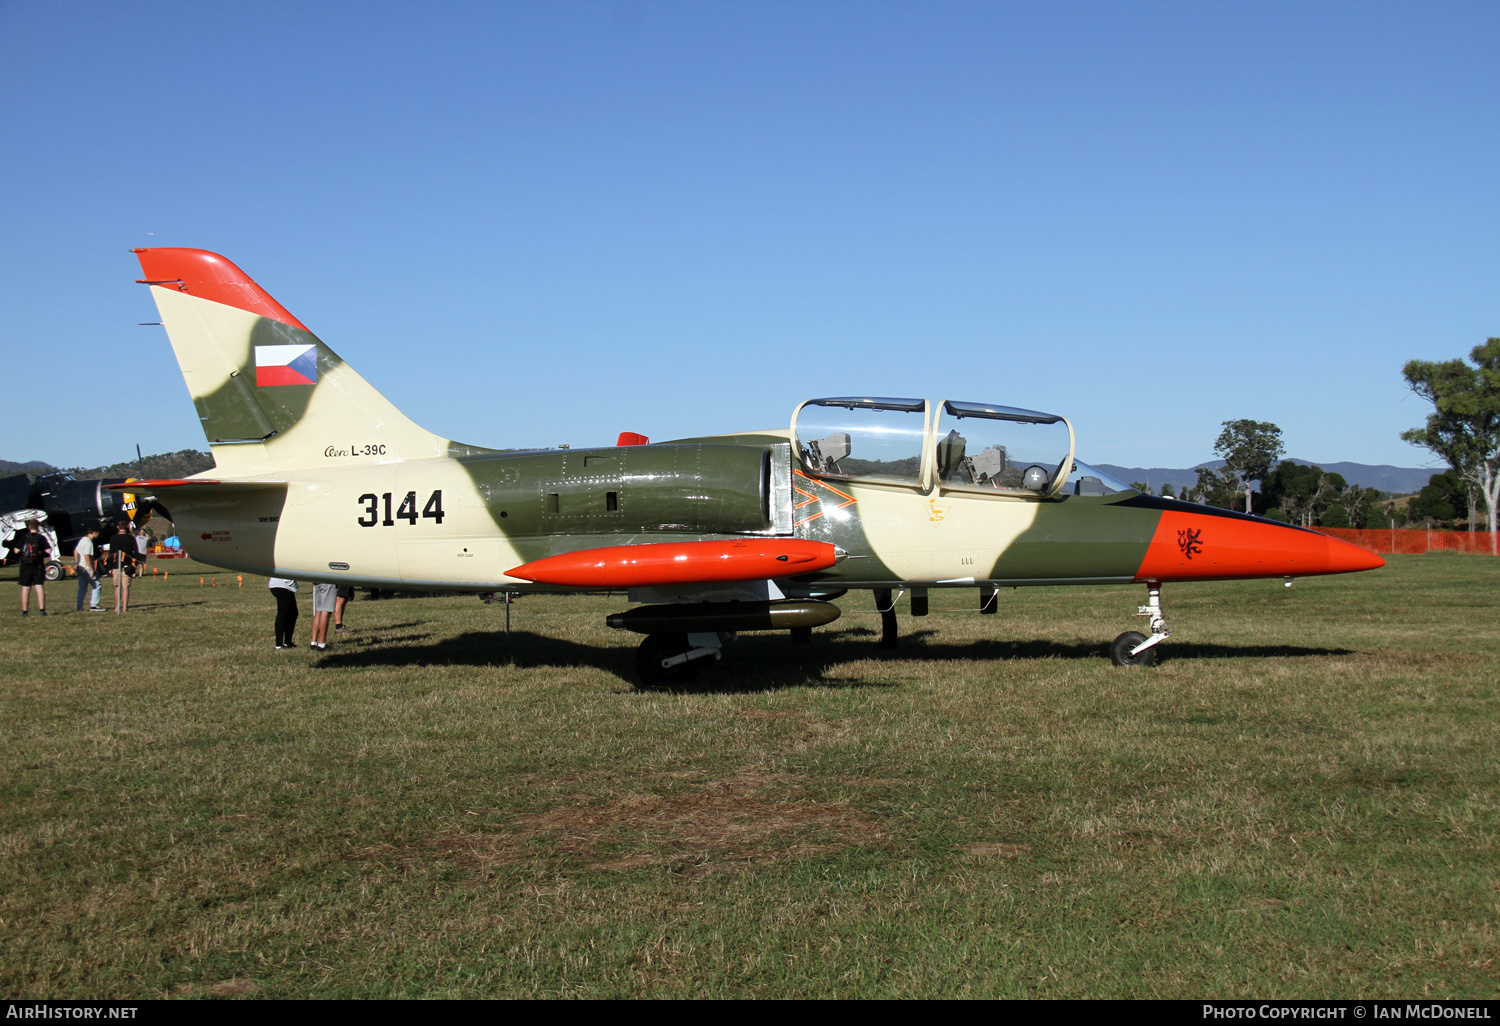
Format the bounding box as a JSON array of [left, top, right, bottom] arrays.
[[268, 577, 300, 649], [73, 527, 102, 611]]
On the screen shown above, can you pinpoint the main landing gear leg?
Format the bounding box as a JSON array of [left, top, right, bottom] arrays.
[[1110, 582, 1168, 667], [873, 589, 899, 648], [635, 632, 724, 689]]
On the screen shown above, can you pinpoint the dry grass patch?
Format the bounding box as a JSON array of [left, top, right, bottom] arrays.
[[396, 765, 889, 875], [959, 842, 1031, 859], [206, 978, 258, 998]]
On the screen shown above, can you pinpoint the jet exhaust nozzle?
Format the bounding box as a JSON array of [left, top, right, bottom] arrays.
[[606, 600, 842, 635]]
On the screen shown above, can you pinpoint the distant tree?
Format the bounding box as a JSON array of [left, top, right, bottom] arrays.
[[1347, 484, 1373, 527], [1260, 462, 1345, 526], [1214, 420, 1285, 514], [1321, 485, 1388, 529], [1406, 469, 1470, 527], [1329, 483, 1383, 529], [1188, 466, 1241, 510], [1129, 481, 1151, 494], [1289, 474, 1338, 527], [1401, 339, 1500, 551], [1160, 483, 1175, 499]]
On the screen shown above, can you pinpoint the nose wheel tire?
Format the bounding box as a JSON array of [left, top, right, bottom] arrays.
[[43, 561, 64, 583], [1110, 631, 1159, 667], [635, 633, 704, 690]]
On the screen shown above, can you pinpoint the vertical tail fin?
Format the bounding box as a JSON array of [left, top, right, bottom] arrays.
[[134, 249, 487, 475]]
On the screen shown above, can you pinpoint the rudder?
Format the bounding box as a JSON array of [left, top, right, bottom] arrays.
[[134, 248, 485, 475]]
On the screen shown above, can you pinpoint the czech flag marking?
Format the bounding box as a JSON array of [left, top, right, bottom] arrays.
[[254, 344, 318, 387]]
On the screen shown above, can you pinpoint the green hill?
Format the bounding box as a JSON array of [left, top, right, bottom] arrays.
[[67, 449, 215, 480]]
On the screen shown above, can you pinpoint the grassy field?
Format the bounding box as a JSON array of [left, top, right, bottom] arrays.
[[1, 555, 1497, 999]]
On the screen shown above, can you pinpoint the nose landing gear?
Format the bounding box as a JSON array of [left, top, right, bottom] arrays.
[[1111, 581, 1167, 667]]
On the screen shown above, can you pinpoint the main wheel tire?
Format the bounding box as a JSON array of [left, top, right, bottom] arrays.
[[635, 633, 704, 690], [1110, 631, 1159, 667], [43, 561, 64, 583]]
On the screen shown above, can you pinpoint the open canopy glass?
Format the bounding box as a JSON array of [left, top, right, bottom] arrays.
[[793, 398, 929, 486], [792, 397, 1103, 499], [931, 400, 1075, 496]]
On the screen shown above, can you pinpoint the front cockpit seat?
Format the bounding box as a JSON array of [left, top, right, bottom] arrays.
[[807, 432, 852, 474], [936, 430, 968, 482]]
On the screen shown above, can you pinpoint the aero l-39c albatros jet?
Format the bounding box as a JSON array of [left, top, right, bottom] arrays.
[[125, 248, 1384, 686]]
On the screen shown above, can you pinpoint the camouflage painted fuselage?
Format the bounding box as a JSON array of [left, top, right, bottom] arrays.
[[173, 434, 1368, 594], [132, 248, 1381, 596]]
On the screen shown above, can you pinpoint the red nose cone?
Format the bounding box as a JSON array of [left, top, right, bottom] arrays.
[[1136, 510, 1385, 582], [1327, 537, 1386, 574]]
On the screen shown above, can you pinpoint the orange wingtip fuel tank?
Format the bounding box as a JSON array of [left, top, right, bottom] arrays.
[[507, 539, 841, 588], [1135, 509, 1385, 582]]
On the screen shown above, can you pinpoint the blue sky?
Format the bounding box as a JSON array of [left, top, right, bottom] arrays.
[[2, 0, 1495, 471]]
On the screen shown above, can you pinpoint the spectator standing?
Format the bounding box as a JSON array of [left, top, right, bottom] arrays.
[[14, 518, 50, 617], [107, 522, 140, 613], [334, 585, 353, 633], [73, 527, 102, 611], [269, 577, 299, 649], [310, 582, 336, 650]]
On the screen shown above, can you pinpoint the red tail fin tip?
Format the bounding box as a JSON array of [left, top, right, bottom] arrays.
[[132, 248, 308, 330]]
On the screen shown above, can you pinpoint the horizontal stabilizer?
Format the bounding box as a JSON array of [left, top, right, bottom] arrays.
[[508, 539, 841, 588]]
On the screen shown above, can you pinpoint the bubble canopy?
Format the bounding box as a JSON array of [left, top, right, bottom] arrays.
[[943, 401, 1063, 425], [792, 397, 1100, 498], [794, 398, 929, 486]]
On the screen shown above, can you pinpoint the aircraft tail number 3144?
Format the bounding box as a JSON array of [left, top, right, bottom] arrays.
[[124, 248, 1384, 686]]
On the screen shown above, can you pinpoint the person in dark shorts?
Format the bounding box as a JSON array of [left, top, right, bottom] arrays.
[[334, 585, 354, 632], [107, 522, 139, 613], [14, 518, 50, 617], [268, 577, 299, 649]]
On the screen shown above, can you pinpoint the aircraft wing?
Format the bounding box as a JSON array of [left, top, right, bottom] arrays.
[[104, 479, 286, 494]]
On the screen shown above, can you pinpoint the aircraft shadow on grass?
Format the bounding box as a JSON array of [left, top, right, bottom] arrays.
[[823, 629, 1357, 663], [318, 630, 633, 678], [311, 626, 1358, 692], [126, 600, 208, 611]]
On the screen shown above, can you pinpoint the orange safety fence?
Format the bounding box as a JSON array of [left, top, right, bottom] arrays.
[[1314, 527, 1499, 555]]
